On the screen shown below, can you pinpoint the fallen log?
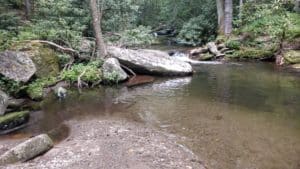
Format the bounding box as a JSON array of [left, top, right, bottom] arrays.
[[207, 42, 225, 58]]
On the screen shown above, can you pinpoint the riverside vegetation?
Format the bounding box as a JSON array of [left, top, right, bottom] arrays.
[[0, 0, 300, 168]]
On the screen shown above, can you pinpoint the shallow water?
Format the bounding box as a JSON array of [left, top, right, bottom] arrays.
[[2, 62, 300, 169]]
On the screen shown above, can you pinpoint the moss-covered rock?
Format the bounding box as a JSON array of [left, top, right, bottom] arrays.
[[198, 53, 214, 61], [283, 50, 300, 64], [10, 42, 60, 78], [0, 111, 30, 133], [228, 48, 274, 60]]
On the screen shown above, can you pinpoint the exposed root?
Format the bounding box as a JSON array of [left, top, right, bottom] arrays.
[[77, 69, 88, 89], [121, 64, 136, 77]]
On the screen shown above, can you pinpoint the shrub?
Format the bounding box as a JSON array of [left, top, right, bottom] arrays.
[[60, 61, 103, 84], [117, 26, 155, 47]]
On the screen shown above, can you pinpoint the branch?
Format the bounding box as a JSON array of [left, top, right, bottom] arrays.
[[77, 69, 88, 89], [28, 40, 79, 56]]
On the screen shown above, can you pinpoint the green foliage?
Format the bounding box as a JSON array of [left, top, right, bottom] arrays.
[[60, 61, 103, 84], [103, 71, 120, 85], [117, 26, 155, 46], [229, 48, 274, 60], [177, 15, 217, 46], [26, 76, 58, 100], [225, 40, 241, 50], [0, 75, 24, 96]]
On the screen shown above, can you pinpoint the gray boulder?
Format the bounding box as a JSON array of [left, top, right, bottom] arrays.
[[0, 90, 9, 116], [108, 46, 193, 76], [0, 134, 53, 165], [0, 51, 36, 82], [103, 58, 128, 82]]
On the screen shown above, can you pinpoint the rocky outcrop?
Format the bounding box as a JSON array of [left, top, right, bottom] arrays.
[[0, 90, 9, 116], [108, 46, 193, 76], [0, 134, 53, 165], [0, 51, 36, 82], [0, 111, 30, 135], [102, 58, 128, 82]]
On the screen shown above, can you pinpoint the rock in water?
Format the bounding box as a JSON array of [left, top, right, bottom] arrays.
[[0, 51, 36, 82], [0, 134, 53, 165], [103, 58, 128, 82], [108, 46, 193, 76], [0, 111, 30, 134], [0, 90, 9, 116], [55, 87, 67, 99]]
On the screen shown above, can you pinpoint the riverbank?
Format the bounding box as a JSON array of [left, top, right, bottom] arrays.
[[0, 118, 206, 169]]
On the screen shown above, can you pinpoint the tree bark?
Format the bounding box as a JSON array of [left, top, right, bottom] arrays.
[[24, 0, 31, 20], [90, 0, 107, 59], [216, 0, 225, 35], [224, 0, 233, 36], [239, 0, 243, 19]]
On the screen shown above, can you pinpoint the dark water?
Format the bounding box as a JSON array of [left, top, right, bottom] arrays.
[[2, 62, 300, 169]]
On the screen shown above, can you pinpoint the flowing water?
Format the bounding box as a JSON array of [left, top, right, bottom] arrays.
[[2, 62, 300, 169]]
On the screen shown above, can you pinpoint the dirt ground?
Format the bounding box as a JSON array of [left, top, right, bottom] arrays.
[[0, 118, 206, 169]]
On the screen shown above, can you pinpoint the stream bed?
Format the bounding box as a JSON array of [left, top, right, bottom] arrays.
[[1, 62, 300, 169]]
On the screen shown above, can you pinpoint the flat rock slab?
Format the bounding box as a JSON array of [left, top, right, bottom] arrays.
[[0, 51, 36, 82], [2, 119, 206, 169], [108, 46, 193, 76]]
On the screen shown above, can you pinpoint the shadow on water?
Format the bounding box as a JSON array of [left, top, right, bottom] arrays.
[[1, 62, 300, 169]]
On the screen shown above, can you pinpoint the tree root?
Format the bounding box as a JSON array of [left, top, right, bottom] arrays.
[[121, 64, 136, 77], [77, 69, 88, 89]]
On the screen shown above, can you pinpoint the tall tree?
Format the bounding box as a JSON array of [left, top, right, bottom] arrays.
[[90, 0, 107, 59], [216, 0, 225, 34], [224, 0, 233, 35]]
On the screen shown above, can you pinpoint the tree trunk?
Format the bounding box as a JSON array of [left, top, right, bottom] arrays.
[[224, 0, 233, 36], [24, 0, 31, 20], [216, 0, 225, 35], [239, 0, 243, 19], [90, 0, 107, 59]]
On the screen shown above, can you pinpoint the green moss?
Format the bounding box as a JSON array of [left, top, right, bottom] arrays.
[[10, 42, 60, 78], [199, 53, 214, 61], [229, 48, 274, 60], [284, 50, 300, 64], [0, 75, 25, 96], [0, 111, 29, 124], [60, 61, 103, 84], [26, 76, 58, 100], [225, 40, 241, 50]]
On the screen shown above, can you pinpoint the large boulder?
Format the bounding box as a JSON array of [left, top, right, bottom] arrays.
[[103, 58, 128, 82], [0, 134, 53, 165], [10, 42, 60, 78], [0, 51, 36, 82], [0, 90, 9, 116], [108, 46, 193, 76]]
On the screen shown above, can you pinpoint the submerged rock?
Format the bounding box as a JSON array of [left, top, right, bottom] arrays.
[[0, 111, 30, 134], [0, 90, 9, 116], [0, 134, 53, 165], [108, 46, 193, 76], [103, 58, 128, 82], [0, 51, 36, 82], [55, 87, 67, 99]]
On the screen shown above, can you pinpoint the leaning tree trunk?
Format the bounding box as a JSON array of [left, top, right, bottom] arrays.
[[24, 0, 31, 20], [89, 0, 107, 59], [239, 0, 243, 20], [224, 0, 233, 36], [216, 0, 225, 35]]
